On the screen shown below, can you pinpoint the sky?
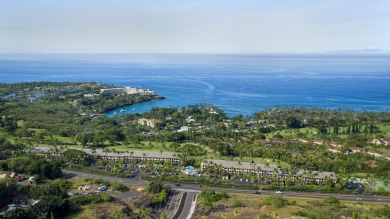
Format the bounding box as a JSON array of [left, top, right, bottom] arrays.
[[1, 0, 390, 53]]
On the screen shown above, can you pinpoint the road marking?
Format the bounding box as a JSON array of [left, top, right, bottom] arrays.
[[186, 192, 199, 219]]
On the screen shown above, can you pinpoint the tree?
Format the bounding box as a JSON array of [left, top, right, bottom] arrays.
[[139, 205, 151, 219], [75, 132, 91, 146], [0, 178, 17, 206], [146, 181, 163, 194], [286, 116, 303, 129], [27, 159, 62, 179], [159, 188, 168, 207], [63, 149, 91, 166]]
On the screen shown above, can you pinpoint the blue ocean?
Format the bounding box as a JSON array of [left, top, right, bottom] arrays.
[[0, 53, 389, 117]]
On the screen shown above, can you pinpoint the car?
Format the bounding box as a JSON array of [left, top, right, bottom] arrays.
[[174, 183, 181, 187], [356, 197, 362, 200], [95, 190, 101, 195], [275, 191, 283, 194], [98, 186, 107, 191], [7, 204, 18, 211], [254, 190, 261, 194]]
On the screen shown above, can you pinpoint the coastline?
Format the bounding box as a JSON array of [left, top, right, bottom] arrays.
[[104, 96, 167, 117]]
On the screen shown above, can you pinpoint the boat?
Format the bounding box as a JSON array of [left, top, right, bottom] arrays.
[[120, 108, 126, 112], [114, 112, 118, 115]]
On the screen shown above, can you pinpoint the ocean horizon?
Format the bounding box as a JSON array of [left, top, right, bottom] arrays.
[[1, 53, 389, 117]]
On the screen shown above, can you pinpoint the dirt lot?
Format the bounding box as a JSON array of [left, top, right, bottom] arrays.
[[69, 180, 143, 202]]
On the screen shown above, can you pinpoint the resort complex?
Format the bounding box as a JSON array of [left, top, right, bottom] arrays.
[[30, 146, 337, 186], [201, 159, 337, 186], [100, 87, 155, 96], [30, 147, 181, 164]]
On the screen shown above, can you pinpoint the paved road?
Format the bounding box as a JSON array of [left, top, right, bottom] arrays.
[[164, 190, 181, 218], [178, 192, 198, 219], [63, 170, 148, 186], [63, 170, 390, 204]]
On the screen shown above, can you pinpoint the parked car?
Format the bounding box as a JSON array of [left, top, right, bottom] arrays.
[[275, 191, 283, 194], [98, 186, 107, 191], [7, 204, 18, 212], [254, 190, 262, 194]]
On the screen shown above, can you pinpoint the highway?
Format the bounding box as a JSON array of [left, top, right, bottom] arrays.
[[63, 170, 390, 219]]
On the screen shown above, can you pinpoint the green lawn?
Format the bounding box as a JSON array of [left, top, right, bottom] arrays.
[[351, 172, 370, 178], [377, 123, 390, 136], [17, 120, 25, 128], [0, 132, 16, 143], [264, 124, 390, 140]]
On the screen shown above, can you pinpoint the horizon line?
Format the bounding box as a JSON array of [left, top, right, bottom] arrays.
[[1, 51, 389, 55]]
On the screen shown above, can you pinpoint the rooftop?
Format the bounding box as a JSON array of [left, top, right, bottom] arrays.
[[202, 159, 278, 172], [80, 148, 179, 159]]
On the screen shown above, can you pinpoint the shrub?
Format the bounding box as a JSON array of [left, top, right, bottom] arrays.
[[69, 193, 115, 206], [323, 196, 340, 205], [262, 194, 289, 208], [231, 199, 245, 208], [293, 211, 308, 216], [199, 188, 230, 207], [112, 182, 129, 192]]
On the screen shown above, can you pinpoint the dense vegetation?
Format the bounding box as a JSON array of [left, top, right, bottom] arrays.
[[0, 153, 62, 182], [198, 188, 230, 211], [145, 180, 171, 207]]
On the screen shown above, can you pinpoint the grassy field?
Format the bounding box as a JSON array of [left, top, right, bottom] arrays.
[[265, 123, 390, 139], [65, 203, 127, 219], [351, 172, 370, 178], [201, 192, 387, 219], [377, 123, 390, 135]]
